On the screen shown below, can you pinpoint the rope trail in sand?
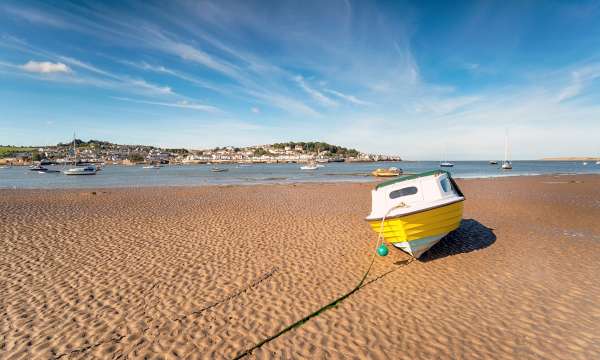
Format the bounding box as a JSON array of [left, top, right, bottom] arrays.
[[233, 205, 413, 359]]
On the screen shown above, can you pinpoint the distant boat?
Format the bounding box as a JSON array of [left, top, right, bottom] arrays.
[[440, 142, 453, 167], [64, 165, 98, 175], [489, 160, 498, 165], [502, 130, 512, 170], [372, 167, 401, 177], [315, 158, 329, 163], [211, 167, 228, 172], [30, 164, 48, 172], [582, 162, 588, 166], [64, 133, 98, 175], [596, 161, 600, 165], [300, 163, 318, 170], [143, 164, 162, 169]]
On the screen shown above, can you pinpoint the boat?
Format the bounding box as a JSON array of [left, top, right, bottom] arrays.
[[211, 167, 228, 172], [440, 144, 454, 167], [596, 161, 600, 165], [30, 164, 49, 172], [489, 160, 498, 165], [143, 164, 162, 169], [371, 167, 401, 177], [315, 158, 329, 163], [64, 165, 97, 175], [582, 162, 588, 166], [366, 170, 465, 258], [300, 162, 319, 170], [64, 133, 98, 175], [501, 130, 512, 170]]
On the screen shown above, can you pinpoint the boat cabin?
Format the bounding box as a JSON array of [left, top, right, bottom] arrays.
[[367, 170, 464, 221]]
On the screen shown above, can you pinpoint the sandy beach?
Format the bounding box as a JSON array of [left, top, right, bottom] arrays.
[[1, 175, 599, 359]]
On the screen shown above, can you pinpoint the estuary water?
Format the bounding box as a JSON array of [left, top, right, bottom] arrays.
[[1, 161, 599, 189]]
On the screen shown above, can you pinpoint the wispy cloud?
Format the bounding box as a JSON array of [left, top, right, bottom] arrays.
[[294, 76, 338, 107], [556, 63, 600, 102], [113, 97, 221, 113], [323, 89, 371, 106]]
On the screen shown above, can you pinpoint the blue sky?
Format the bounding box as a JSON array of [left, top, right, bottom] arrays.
[[1, 0, 600, 159]]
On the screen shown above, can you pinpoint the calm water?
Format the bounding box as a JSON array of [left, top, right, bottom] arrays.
[[1, 161, 599, 189]]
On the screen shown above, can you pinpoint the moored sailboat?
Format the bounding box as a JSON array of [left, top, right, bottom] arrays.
[[63, 133, 98, 175], [502, 130, 512, 170]]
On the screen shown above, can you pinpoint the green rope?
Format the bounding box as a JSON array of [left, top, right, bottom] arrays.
[[232, 255, 377, 360], [233, 206, 411, 359]]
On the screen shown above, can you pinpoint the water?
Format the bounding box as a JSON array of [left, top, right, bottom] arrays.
[[1, 161, 598, 189]]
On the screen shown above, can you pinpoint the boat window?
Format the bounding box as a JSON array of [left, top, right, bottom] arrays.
[[389, 186, 418, 199], [440, 178, 452, 192]]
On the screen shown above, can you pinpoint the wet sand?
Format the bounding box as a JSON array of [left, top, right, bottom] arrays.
[[1, 175, 599, 359]]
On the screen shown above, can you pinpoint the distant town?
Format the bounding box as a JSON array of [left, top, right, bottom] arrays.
[[0, 140, 401, 166]]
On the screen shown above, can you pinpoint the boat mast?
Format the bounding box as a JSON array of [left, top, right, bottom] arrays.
[[72, 132, 77, 165], [504, 129, 509, 164]]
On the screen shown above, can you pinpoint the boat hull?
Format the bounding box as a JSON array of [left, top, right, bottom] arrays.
[[367, 201, 463, 258]]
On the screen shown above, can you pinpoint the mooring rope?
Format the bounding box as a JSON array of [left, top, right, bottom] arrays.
[[233, 204, 410, 359]]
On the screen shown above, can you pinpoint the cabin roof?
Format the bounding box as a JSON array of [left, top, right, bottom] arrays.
[[375, 169, 451, 190]]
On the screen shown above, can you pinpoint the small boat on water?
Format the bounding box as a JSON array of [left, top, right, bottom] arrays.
[[64, 133, 98, 175], [30, 164, 49, 172], [300, 163, 319, 170], [143, 164, 162, 169], [489, 160, 498, 165], [582, 162, 588, 166], [439, 162, 454, 167], [371, 167, 401, 177], [596, 161, 600, 165], [64, 165, 97, 175], [211, 167, 228, 172], [366, 170, 465, 258], [502, 130, 512, 170]]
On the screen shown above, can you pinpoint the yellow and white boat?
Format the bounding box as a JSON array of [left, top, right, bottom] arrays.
[[371, 167, 401, 177], [366, 170, 464, 258]]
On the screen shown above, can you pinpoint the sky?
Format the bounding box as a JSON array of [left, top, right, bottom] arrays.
[[1, 0, 600, 160]]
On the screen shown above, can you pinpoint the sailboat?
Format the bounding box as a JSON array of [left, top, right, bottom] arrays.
[[439, 143, 454, 167], [502, 130, 512, 170], [64, 133, 98, 175]]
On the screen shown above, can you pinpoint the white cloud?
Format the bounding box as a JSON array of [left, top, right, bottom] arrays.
[[251, 107, 260, 113], [22, 60, 70, 73], [294, 76, 338, 107], [323, 89, 371, 106], [556, 64, 600, 102], [113, 97, 221, 113]]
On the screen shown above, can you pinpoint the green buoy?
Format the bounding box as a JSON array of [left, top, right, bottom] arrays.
[[377, 243, 389, 257]]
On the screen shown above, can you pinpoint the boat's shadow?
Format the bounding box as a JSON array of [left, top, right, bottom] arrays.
[[419, 219, 496, 262]]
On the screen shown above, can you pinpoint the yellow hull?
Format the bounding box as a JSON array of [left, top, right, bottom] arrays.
[[368, 201, 464, 244]]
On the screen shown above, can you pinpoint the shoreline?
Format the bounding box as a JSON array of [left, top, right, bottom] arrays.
[[1, 172, 599, 191]]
